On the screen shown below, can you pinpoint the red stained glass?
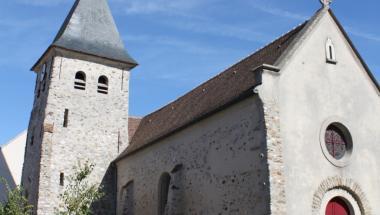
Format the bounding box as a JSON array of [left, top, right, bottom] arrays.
[[325, 125, 347, 160], [326, 197, 350, 215]]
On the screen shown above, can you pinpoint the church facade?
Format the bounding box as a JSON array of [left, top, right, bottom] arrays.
[[21, 0, 379, 214]]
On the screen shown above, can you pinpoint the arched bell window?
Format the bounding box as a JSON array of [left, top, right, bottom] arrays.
[[74, 71, 86, 90], [326, 38, 337, 64], [97, 75, 109, 94]]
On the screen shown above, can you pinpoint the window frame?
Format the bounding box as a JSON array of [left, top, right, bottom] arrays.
[[320, 118, 353, 167], [325, 38, 337, 64], [97, 75, 109, 94], [74, 71, 86, 90]]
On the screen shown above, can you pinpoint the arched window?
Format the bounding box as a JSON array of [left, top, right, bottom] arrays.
[[74, 71, 86, 90], [97, 75, 109, 94], [326, 38, 337, 64], [158, 173, 171, 215], [121, 181, 134, 215]]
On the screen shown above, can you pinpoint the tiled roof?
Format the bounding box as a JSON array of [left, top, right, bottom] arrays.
[[52, 0, 137, 66], [117, 21, 308, 160], [128, 117, 142, 142]]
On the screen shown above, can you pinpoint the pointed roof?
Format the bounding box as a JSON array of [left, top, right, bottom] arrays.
[[52, 0, 137, 65]]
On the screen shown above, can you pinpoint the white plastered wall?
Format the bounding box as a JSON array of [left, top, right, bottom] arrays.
[[260, 9, 380, 214]]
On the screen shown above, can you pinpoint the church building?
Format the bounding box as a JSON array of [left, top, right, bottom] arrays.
[[21, 0, 379, 214]]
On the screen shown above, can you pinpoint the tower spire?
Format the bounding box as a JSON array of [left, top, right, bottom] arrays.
[[37, 0, 137, 69]]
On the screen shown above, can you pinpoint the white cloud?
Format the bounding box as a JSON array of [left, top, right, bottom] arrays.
[[158, 18, 270, 43], [111, 0, 208, 18], [124, 34, 220, 55], [0, 18, 44, 28], [347, 27, 380, 43], [249, 3, 308, 20], [14, 0, 66, 6]]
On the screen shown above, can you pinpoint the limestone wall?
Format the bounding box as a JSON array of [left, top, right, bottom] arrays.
[[22, 54, 130, 215], [116, 96, 270, 215]]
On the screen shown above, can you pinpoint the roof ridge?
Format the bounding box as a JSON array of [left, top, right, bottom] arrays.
[[223, 21, 309, 74], [116, 20, 308, 159], [141, 21, 308, 120], [328, 9, 379, 92]]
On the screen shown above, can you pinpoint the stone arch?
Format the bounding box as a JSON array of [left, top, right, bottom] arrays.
[[312, 176, 371, 215]]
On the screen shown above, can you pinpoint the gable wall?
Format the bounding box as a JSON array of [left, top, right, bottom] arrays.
[[116, 96, 270, 215], [267, 11, 380, 214]]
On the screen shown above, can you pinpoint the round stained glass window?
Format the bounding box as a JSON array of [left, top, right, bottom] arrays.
[[325, 125, 348, 160], [322, 121, 353, 166]]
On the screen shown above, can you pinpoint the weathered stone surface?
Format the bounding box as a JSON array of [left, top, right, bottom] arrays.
[[116, 96, 271, 215], [43, 123, 54, 133], [22, 55, 130, 215]]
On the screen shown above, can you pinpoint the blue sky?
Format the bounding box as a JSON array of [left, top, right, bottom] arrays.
[[0, 0, 379, 145]]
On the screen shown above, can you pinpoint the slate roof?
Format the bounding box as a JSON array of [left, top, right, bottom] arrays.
[[116, 21, 308, 160], [52, 0, 137, 65]]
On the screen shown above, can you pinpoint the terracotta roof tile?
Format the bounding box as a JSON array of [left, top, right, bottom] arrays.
[[128, 117, 142, 142], [117, 21, 307, 159]]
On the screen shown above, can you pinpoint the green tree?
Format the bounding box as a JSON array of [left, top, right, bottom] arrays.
[[55, 161, 104, 215], [0, 177, 33, 215]]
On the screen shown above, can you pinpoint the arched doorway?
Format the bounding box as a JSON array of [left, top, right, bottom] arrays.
[[325, 197, 351, 215]]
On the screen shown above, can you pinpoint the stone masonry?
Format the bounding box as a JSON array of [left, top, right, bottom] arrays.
[[22, 53, 130, 215]]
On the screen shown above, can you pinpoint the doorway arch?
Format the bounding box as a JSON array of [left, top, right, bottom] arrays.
[[325, 197, 351, 215]]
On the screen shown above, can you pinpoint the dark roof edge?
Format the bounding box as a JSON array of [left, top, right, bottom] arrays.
[[274, 8, 325, 66], [116, 21, 308, 161], [53, 0, 80, 42], [328, 9, 380, 92], [31, 45, 138, 72]]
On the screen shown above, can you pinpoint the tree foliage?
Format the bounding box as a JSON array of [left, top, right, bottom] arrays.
[[0, 177, 33, 215], [55, 161, 104, 215]]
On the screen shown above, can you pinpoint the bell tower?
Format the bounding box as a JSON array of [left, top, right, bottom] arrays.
[[21, 0, 137, 214]]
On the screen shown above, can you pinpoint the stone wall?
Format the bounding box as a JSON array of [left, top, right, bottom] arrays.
[[22, 54, 130, 215], [116, 95, 271, 215], [22, 58, 52, 213]]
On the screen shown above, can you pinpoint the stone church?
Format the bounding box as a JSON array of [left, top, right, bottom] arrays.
[[20, 0, 379, 214]]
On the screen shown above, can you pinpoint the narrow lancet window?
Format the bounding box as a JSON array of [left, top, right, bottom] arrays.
[[63, 109, 69, 127], [158, 172, 171, 215], [74, 71, 86, 90], [30, 135, 34, 146], [97, 76, 109, 94], [326, 38, 337, 64], [60, 173, 64, 186], [41, 63, 48, 92]]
